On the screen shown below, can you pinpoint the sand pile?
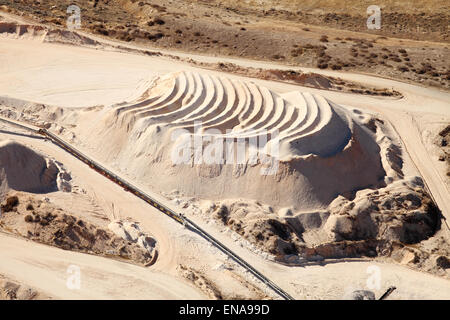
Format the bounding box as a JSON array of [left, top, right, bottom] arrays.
[[0, 140, 60, 195], [70, 71, 384, 210]]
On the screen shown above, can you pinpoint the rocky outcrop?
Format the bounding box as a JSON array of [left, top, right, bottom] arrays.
[[0, 194, 158, 267]]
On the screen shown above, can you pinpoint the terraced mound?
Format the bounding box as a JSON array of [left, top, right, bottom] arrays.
[[74, 71, 385, 210]]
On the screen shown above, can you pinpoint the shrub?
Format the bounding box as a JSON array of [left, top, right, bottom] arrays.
[[148, 32, 164, 40], [1, 196, 19, 212], [319, 35, 328, 42], [96, 28, 109, 36], [272, 54, 284, 60]]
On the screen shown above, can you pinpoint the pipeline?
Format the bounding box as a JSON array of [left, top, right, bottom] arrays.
[[31, 126, 294, 300]]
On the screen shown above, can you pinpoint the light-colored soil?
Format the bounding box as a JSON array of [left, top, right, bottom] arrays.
[[0, 9, 448, 300]]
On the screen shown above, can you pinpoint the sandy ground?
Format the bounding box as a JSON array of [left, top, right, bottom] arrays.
[[0, 232, 205, 299], [0, 18, 449, 299], [1, 37, 448, 219]]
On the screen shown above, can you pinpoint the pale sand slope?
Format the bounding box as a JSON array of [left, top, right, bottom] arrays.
[[0, 233, 205, 300]]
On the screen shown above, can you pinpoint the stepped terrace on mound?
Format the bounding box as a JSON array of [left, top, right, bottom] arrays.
[[73, 71, 386, 210]]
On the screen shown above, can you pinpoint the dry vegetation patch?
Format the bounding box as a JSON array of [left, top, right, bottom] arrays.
[[0, 193, 158, 267]]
